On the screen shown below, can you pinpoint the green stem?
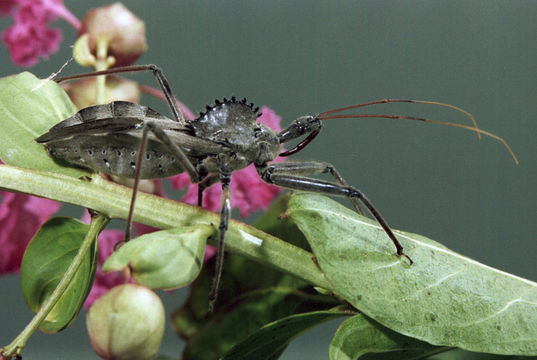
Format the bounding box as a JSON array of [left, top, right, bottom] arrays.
[[94, 35, 111, 104], [0, 165, 332, 292], [1, 212, 109, 358]]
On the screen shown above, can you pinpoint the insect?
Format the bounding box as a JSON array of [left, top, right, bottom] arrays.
[[36, 64, 517, 310]]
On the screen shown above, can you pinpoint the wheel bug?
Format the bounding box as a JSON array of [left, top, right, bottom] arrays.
[[36, 64, 517, 310]]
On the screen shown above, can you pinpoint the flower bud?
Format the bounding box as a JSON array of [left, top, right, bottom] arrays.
[[86, 284, 165, 360], [63, 77, 141, 109], [79, 3, 148, 66]]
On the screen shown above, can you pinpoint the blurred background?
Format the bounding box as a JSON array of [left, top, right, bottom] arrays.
[[1, 1, 535, 359]]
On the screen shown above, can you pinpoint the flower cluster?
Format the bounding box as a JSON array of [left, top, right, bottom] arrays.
[[0, 188, 60, 274], [1, 0, 80, 67]]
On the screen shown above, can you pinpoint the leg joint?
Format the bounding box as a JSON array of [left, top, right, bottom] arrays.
[[348, 188, 364, 199], [148, 64, 161, 73]]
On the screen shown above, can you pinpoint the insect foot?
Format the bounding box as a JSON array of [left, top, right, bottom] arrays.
[[346, 188, 413, 264]]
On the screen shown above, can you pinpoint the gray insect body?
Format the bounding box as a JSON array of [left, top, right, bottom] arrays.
[[37, 98, 281, 179]]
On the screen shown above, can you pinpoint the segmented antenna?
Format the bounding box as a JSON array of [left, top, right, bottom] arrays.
[[317, 99, 518, 164]]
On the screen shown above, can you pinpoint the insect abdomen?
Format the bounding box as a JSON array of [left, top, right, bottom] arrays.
[[43, 135, 185, 179]]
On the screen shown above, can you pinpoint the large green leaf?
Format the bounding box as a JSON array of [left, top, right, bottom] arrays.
[[103, 225, 214, 289], [286, 193, 537, 356], [0, 72, 88, 177], [329, 314, 444, 360], [223, 309, 348, 360], [20, 217, 98, 333]]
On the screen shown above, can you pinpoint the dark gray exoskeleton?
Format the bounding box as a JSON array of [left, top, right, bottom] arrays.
[[36, 65, 411, 310]]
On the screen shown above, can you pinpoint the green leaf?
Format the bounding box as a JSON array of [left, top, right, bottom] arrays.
[[103, 225, 214, 289], [223, 310, 349, 360], [329, 314, 444, 360], [286, 193, 537, 356], [20, 217, 97, 333], [0, 72, 89, 177], [173, 195, 339, 360]]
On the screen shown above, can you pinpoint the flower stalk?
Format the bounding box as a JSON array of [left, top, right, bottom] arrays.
[[94, 35, 112, 105]]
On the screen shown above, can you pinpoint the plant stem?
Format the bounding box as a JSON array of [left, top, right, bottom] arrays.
[[94, 35, 112, 104], [1, 212, 109, 358], [0, 165, 332, 292]]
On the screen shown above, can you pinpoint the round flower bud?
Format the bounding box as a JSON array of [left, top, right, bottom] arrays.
[[86, 284, 165, 360], [79, 3, 148, 66]]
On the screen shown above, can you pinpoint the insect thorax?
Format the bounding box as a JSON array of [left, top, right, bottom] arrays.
[[188, 98, 281, 172]]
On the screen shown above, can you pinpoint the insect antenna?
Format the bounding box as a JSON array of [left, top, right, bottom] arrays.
[[317, 99, 518, 164]]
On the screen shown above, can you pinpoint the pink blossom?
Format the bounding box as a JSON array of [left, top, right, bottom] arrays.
[[170, 106, 284, 218], [1, 0, 80, 67], [0, 191, 61, 274]]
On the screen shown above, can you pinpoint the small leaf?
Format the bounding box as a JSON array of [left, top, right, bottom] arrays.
[[20, 217, 97, 333], [287, 193, 537, 355], [329, 314, 442, 360], [103, 225, 214, 289], [223, 310, 349, 360], [0, 72, 89, 177]]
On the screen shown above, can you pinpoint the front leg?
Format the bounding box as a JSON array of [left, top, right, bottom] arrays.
[[257, 161, 412, 264], [277, 115, 322, 156]]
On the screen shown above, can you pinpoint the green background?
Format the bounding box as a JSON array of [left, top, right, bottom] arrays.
[[1, 1, 535, 359]]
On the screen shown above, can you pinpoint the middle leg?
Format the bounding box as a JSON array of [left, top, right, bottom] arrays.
[[121, 120, 203, 245], [208, 173, 232, 312]]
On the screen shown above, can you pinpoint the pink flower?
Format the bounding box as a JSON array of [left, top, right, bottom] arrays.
[[170, 106, 284, 218], [0, 158, 61, 275], [0, 191, 61, 274], [1, 0, 80, 67]]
